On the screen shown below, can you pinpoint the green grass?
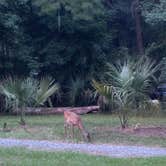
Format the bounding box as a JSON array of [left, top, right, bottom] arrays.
[[0, 147, 165, 166], [0, 114, 166, 147]]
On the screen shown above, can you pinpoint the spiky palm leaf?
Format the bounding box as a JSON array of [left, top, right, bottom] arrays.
[[35, 77, 59, 106], [0, 77, 37, 108], [67, 78, 85, 106], [131, 56, 159, 105], [93, 56, 159, 128], [105, 59, 134, 88], [0, 84, 18, 111], [92, 80, 114, 100], [0, 76, 59, 124], [0, 77, 38, 124]]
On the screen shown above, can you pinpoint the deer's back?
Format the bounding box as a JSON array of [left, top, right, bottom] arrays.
[[64, 111, 81, 126]]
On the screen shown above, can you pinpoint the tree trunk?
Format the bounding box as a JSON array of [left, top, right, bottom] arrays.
[[15, 106, 100, 115], [132, 0, 144, 55], [20, 107, 26, 125]]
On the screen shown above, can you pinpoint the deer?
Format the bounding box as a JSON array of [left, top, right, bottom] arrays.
[[64, 111, 91, 142]]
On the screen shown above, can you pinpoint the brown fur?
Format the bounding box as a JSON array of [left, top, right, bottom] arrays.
[[64, 111, 91, 142]]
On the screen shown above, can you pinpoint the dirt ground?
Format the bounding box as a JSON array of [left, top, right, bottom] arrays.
[[94, 126, 166, 138], [123, 126, 166, 138]]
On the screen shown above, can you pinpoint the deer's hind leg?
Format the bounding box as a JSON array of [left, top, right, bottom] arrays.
[[71, 125, 75, 141], [64, 123, 68, 139], [77, 128, 84, 142], [67, 124, 73, 140]]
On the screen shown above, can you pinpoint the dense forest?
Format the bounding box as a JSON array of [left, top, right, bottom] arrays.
[[0, 0, 166, 107]]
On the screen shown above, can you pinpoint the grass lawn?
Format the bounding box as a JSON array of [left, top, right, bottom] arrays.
[[0, 147, 165, 166], [0, 114, 166, 147]]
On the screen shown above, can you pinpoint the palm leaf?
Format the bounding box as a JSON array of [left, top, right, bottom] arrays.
[[67, 78, 85, 106], [35, 77, 59, 106], [92, 80, 115, 100], [0, 77, 37, 111]]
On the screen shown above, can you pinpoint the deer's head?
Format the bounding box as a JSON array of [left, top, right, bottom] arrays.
[[83, 131, 91, 142]]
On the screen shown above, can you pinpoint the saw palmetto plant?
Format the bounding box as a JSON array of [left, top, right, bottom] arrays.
[[0, 77, 59, 125], [93, 56, 159, 128]]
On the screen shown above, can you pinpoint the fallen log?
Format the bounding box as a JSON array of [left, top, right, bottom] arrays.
[[11, 106, 100, 115], [66, 105, 100, 114]]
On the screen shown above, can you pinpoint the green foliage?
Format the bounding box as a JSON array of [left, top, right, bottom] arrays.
[[35, 77, 59, 106], [0, 77, 36, 109], [0, 0, 165, 107], [0, 0, 112, 80], [67, 78, 94, 106], [0, 77, 59, 123], [142, 0, 166, 25], [93, 56, 159, 128], [0, 77, 59, 108], [67, 78, 85, 106], [33, 0, 106, 21], [0, 77, 37, 124], [159, 57, 166, 83]]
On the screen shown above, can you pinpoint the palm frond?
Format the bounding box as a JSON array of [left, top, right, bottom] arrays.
[[92, 80, 115, 100], [67, 78, 85, 106], [134, 56, 159, 80], [35, 77, 59, 106], [0, 77, 37, 110]]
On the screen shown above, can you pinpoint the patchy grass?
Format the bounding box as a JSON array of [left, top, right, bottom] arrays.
[[0, 147, 166, 166], [0, 114, 166, 147]]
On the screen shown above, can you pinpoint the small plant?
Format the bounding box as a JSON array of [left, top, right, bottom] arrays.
[[0, 77, 36, 125], [0, 77, 59, 125], [93, 56, 159, 128], [67, 78, 94, 106], [35, 77, 59, 106]]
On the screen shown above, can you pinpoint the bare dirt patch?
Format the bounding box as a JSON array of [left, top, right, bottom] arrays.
[[94, 126, 166, 138], [128, 127, 166, 138]]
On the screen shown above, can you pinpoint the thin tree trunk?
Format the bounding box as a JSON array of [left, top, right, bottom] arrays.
[[20, 107, 26, 125], [132, 0, 144, 55]]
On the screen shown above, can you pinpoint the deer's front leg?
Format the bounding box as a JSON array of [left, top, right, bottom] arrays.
[[71, 125, 75, 140]]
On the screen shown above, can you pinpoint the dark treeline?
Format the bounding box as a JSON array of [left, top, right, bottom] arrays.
[[0, 0, 166, 106]]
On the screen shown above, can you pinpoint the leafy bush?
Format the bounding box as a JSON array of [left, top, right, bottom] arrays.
[[0, 77, 59, 124], [93, 56, 159, 128], [67, 78, 95, 106]]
